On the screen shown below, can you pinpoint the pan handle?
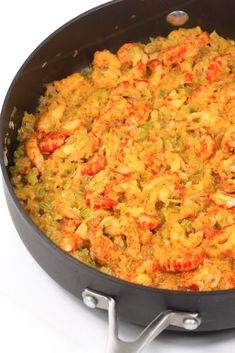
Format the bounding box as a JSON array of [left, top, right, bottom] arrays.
[[82, 288, 201, 353]]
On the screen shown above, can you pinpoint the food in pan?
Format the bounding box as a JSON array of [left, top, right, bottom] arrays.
[[10, 27, 235, 291]]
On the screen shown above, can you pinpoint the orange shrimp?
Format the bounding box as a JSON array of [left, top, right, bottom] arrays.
[[120, 205, 161, 231], [59, 231, 88, 252], [182, 260, 235, 290], [58, 216, 90, 253], [136, 212, 161, 230], [127, 258, 159, 286], [147, 59, 161, 71], [117, 43, 147, 66], [203, 223, 235, 258], [109, 79, 151, 102], [113, 164, 133, 177], [186, 127, 216, 160], [104, 178, 141, 203], [90, 232, 118, 267], [93, 49, 121, 69], [121, 216, 141, 257], [144, 151, 183, 174], [55, 73, 91, 98], [125, 102, 150, 126], [218, 269, 235, 289], [128, 62, 147, 79], [92, 50, 121, 88], [158, 32, 208, 67], [60, 119, 85, 136], [38, 133, 66, 153], [159, 45, 188, 66], [25, 135, 44, 174], [147, 59, 166, 87], [85, 191, 118, 210], [169, 221, 203, 250], [197, 132, 216, 160], [118, 43, 147, 78], [205, 55, 225, 84], [81, 155, 106, 176], [157, 247, 205, 272], [103, 179, 125, 202], [36, 103, 66, 135]]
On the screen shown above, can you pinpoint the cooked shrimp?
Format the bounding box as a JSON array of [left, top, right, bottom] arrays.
[[120, 205, 161, 230], [205, 55, 229, 83], [158, 32, 208, 66], [186, 128, 216, 160], [117, 43, 148, 79], [92, 50, 121, 89], [60, 119, 84, 136], [131, 258, 159, 286], [85, 188, 118, 210], [126, 102, 150, 126], [157, 247, 205, 272], [59, 217, 88, 252], [117, 43, 147, 66], [55, 73, 91, 99], [109, 79, 151, 101], [147, 59, 166, 87], [113, 164, 133, 177], [25, 135, 44, 173], [197, 132, 216, 160], [93, 49, 121, 69], [75, 221, 90, 241], [121, 216, 141, 257], [38, 133, 65, 153], [203, 223, 235, 258], [51, 131, 98, 161], [90, 231, 118, 267], [145, 152, 184, 174], [36, 103, 66, 134], [137, 212, 161, 230], [104, 179, 141, 202], [100, 216, 122, 236], [170, 221, 204, 249], [81, 155, 106, 176], [182, 259, 235, 290]]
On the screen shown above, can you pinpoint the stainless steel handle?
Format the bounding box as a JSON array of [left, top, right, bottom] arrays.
[[82, 289, 201, 353]]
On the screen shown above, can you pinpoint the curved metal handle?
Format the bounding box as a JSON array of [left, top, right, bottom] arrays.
[[82, 289, 201, 353]]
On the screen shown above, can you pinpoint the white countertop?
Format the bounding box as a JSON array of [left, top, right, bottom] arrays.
[[1, 1, 235, 352]]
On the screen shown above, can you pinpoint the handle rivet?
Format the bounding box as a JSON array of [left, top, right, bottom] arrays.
[[166, 10, 189, 26], [83, 295, 97, 309], [183, 317, 199, 330]]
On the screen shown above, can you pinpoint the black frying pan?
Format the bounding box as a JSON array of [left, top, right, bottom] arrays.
[[1, 1, 235, 351]]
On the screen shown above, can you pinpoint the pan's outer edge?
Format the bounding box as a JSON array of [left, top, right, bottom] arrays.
[[1, 0, 235, 331]]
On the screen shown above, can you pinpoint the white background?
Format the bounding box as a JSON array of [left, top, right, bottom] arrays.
[[1, 1, 235, 352]]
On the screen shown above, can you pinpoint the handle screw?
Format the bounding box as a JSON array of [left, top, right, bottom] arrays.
[[183, 317, 199, 330], [83, 295, 97, 309], [166, 11, 189, 26]]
